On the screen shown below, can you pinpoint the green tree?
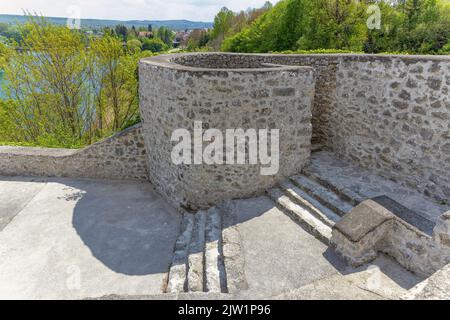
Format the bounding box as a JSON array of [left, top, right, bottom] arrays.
[[0, 16, 149, 148], [90, 34, 142, 133], [142, 37, 168, 52], [210, 7, 235, 49], [127, 38, 142, 53], [221, 0, 450, 54], [2, 16, 92, 147], [115, 24, 128, 41], [156, 27, 173, 46], [0, 42, 12, 69]]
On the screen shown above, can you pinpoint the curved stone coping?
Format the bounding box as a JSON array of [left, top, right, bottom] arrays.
[[0, 145, 76, 157], [140, 52, 314, 73], [141, 53, 450, 72]]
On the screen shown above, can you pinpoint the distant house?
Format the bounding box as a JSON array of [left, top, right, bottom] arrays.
[[173, 30, 191, 48], [138, 31, 153, 38]]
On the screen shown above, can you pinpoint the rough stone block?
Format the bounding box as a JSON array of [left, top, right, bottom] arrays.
[[331, 199, 394, 267], [433, 211, 450, 246]]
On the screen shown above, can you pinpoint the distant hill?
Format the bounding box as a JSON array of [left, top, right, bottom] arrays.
[[0, 14, 213, 30]]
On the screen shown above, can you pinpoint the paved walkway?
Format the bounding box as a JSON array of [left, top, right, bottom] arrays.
[[0, 177, 181, 299], [224, 196, 423, 300], [0, 176, 425, 299]]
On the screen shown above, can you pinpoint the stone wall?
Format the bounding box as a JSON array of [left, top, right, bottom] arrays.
[[139, 53, 315, 210], [1, 53, 448, 206], [329, 55, 450, 203], [252, 53, 449, 203], [0, 124, 148, 181]]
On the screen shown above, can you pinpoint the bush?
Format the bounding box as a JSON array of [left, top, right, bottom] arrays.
[[0, 42, 11, 69], [142, 38, 168, 53], [126, 39, 142, 53]]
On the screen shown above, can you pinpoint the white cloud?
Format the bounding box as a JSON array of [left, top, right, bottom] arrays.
[[0, 0, 279, 21]]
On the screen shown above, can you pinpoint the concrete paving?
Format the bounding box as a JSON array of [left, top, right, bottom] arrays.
[[227, 196, 423, 300], [0, 177, 181, 299], [0, 177, 47, 231], [0, 177, 425, 300]]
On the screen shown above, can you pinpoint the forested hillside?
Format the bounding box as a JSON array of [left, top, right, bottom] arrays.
[[209, 0, 450, 54]]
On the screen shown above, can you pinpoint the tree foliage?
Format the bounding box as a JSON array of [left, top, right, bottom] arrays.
[[209, 3, 273, 50], [142, 37, 168, 52], [0, 42, 11, 69], [220, 0, 450, 54], [0, 16, 153, 148]]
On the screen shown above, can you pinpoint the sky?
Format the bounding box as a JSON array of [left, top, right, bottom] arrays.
[[0, 0, 279, 22]]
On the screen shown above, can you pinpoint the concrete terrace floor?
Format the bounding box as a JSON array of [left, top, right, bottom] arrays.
[[0, 177, 181, 299], [0, 176, 424, 300]]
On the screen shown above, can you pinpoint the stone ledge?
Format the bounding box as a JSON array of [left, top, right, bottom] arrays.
[[334, 199, 394, 242], [141, 53, 315, 74], [0, 124, 148, 181], [331, 198, 450, 276]]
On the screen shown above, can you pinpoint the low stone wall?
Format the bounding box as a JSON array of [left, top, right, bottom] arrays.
[[331, 198, 450, 277], [139, 53, 315, 210], [0, 124, 148, 181]]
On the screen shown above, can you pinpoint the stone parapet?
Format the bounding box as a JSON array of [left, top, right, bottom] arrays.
[[0, 124, 148, 181]]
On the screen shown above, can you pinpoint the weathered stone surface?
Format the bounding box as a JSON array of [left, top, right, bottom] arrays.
[[331, 196, 450, 277], [372, 196, 435, 235], [322, 55, 450, 203], [0, 124, 148, 181], [306, 151, 448, 223], [217, 53, 450, 204], [433, 211, 450, 246], [403, 263, 450, 300], [334, 200, 394, 242], [204, 207, 225, 293], [187, 211, 206, 292], [331, 200, 394, 267], [139, 53, 315, 210], [166, 213, 194, 293]]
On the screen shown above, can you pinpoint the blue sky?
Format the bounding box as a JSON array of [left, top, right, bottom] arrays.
[[0, 0, 278, 22]]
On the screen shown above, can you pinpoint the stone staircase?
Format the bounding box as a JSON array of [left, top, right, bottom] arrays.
[[267, 172, 357, 244], [165, 202, 247, 294]]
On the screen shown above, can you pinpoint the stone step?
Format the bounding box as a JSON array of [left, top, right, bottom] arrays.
[[290, 175, 354, 217], [267, 187, 332, 244], [187, 211, 206, 292], [218, 200, 248, 294], [166, 213, 194, 293], [204, 207, 226, 293], [279, 180, 340, 226], [302, 169, 365, 206], [167, 208, 228, 294]]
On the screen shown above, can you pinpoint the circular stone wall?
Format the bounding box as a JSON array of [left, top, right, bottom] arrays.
[[139, 53, 315, 210]]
